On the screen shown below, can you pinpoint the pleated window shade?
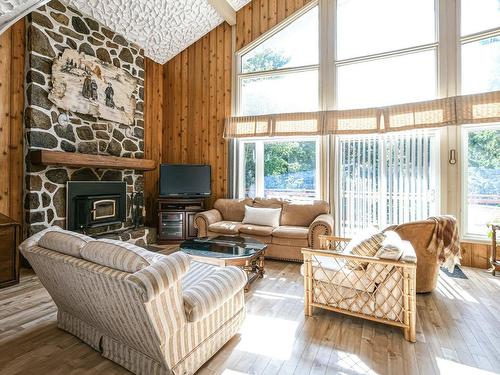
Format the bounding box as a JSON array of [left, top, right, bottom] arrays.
[[225, 90, 500, 138]]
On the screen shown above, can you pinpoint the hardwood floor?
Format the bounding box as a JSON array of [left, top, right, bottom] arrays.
[[1, 261, 499, 375]]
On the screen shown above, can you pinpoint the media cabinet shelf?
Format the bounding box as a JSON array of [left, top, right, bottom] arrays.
[[30, 150, 156, 171], [157, 197, 205, 243]]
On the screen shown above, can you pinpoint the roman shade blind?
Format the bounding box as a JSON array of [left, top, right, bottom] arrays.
[[224, 90, 500, 138]]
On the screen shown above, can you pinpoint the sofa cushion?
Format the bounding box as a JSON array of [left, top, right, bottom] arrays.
[[208, 221, 242, 235], [272, 236, 309, 247], [253, 197, 285, 209], [213, 198, 253, 222], [239, 224, 274, 237], [281, 200, 329, 227], [183, 266, 247, 322], [272, 225, 308, 239], [242, 206, 281, 227], [80, 239, 151, 273], [38, 230, 92, 258]]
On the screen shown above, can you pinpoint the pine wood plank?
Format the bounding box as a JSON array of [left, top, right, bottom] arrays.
[[8, 19, 24, 224], [0, 28, 12, 216]]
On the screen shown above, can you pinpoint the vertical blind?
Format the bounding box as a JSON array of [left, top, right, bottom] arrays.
[[338, 129, 439, 236]]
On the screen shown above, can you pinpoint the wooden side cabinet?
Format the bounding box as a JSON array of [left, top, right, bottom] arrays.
[[0, 213, 20, 289], [157, 198, 205, 243]]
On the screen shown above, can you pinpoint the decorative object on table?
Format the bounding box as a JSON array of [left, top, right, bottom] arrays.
[[48, 49, 137, 125], [0, 213, 20, 288], [487, 223, 500, 276], [180, 235, 267, 291]]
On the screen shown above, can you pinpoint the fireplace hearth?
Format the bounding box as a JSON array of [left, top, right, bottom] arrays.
[[67, 181, 127, 231]]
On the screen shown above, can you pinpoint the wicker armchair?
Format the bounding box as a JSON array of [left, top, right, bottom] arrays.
[[301, 235, 417, 342]]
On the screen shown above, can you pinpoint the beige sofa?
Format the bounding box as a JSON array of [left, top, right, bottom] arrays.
[[20, 228, 247, 375], [194, 198, 334, 262]]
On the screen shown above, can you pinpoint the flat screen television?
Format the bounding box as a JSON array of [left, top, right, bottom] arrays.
[[159, 164, 211, 197]]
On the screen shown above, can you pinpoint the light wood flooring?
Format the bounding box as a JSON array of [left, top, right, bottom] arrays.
[[1, 261, 500, 375]]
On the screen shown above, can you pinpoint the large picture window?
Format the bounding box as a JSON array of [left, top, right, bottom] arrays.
[[237, 5, 319, 115], [239, 138, 320, 200], [460, 0, 500, 94], [336, 0, 437, 109], [462, 125, 500, 238], [233, 0, 500, 240]]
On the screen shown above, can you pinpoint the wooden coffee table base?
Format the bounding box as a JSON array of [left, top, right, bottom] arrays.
[[187, 250, 266, 292]]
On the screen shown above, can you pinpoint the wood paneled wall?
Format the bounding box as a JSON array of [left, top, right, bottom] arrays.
[[461, 242, 496, 269], [235, 0, 313, 51], [163, 22, 232, 206], [0, 19, 25, 224], [144, 57, 164, 225], [161, 0, 312, 207]]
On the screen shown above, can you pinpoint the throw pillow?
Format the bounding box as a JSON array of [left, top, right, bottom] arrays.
[[343, 225, 379, 253], [80, 239, 151, 273], [242, 205, 281, 227], [346, 232, 385, 270]]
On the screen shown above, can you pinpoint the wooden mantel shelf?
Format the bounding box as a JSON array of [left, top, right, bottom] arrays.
[[30, 150, 156, 171]]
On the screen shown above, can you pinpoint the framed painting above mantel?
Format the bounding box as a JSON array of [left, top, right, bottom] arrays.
[[48, 49, 137, 125]]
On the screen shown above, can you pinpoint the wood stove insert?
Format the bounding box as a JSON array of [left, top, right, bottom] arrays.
[[67, 181, 127, 231]]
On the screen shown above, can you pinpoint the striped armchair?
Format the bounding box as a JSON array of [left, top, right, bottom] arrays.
[[20, 228, 247, 375]]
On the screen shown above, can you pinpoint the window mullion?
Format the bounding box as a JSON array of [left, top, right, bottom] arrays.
[[438, 0, 459, 98], [255, 141, 265, 197]]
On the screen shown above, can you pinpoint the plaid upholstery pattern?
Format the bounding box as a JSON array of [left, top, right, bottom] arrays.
[[20, 229, 246, 375], [348, 232, 385, 269], [81, 239, 152, 273]]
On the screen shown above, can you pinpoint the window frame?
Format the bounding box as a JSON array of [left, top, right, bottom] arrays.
[[235, 1, 320, 116], [237, 136, 324, 200], [460, 123, 500, 241], [231, 0, 500, 242]]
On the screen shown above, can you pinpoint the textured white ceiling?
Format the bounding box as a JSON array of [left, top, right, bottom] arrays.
[[0, 0, 48, 34], [0, 0, 253, 64], [63, 0, 229, 64]]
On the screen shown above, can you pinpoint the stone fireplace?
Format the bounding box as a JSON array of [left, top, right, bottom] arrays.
[[23, 0, 152, 244]]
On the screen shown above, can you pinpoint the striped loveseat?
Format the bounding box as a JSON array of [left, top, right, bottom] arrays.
[[20, 228, 247, 375]]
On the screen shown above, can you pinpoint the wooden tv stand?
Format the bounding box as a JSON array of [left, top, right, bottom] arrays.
[[157, 197, 205, 243]]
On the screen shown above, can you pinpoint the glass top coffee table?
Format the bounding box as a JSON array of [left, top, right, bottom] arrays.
[[180, 236, 267, 291]]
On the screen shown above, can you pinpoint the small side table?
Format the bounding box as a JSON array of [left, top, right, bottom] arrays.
[[488, 224, 500, 276]]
